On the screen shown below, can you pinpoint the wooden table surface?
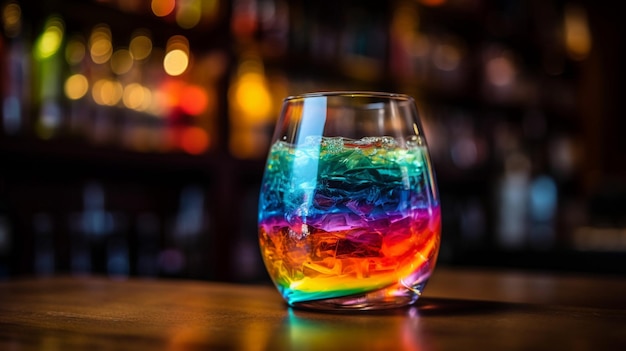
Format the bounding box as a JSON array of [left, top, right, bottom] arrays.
[[1, 268, 625, 351]]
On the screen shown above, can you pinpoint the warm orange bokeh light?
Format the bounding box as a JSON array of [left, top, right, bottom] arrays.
[[565, 4, 592, 61], [158, 79, 186, 110], [180, 126, 210, 154], [151, 0, 175, 17], [180, 85, 208, 116], [64, 74, 89, 100], [232, 72, 272, 121], [89, 24, 113, 64]]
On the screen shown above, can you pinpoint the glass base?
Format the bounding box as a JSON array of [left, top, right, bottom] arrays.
[[288, 282, 427, 311]]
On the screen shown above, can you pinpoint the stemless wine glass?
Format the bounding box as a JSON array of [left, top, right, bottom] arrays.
[[258, 92, 441, 311]]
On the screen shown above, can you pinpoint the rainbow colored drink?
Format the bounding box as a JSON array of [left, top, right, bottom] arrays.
[[258, 136, 441, 309]]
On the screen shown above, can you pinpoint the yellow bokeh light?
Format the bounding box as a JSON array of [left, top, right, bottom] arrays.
[[176, 0, 202, 29], [35, 16, 64, 60], [163, 36, 190, 76], [64, 74, 89, 100], [123, 83, 152, 111], [202, 0, 220, 21], [110, 49, 133, 75], [89, 24, 113, 64], [2, 2, 22, 37], [65, 37, 86, 65], [233, 72, 272, 121], [129, 32, 152, 60], [149, 89, 169, 116], [151, 0, 175, 17], [163, 49, 189, 76], [92, 78, 123, 106]]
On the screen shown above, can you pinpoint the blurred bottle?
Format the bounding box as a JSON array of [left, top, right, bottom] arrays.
[[33, 212, 55, 276], [528, 174, 557, 249], [1, 1, 31, 136], [496, 152, 531, 249], [136, 212, 161, 277], [32, 14, 66, 139]]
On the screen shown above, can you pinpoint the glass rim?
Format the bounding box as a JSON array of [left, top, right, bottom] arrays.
[[284, 91, 414, 102]]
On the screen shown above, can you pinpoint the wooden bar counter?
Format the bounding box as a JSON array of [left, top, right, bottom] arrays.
[[1, 268, 625, 350]]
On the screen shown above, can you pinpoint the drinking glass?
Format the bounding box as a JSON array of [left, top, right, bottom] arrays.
[[258, 92, 441, 311]]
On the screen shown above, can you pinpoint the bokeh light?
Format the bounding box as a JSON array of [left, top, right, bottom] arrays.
[[486, 55, 516, 87], [65, 36, 86, 65], [35, 16, 64, 60], [123, 83, 152, 111], [164, 49, 189, 76], [565, 4, 592, 61], [433, 43, 461, 72], [64, 74, 89, 100], [129, 31, 152, 60], [176, 0, 202, 29], [231, 0, 258, 38], [92, 78, 123, 106], [89, 24, 113, 64], [111, 49, 133, 75], [232, 71, 272, 120], [157, 79, 185, 111], [180, 85, 208, 115], [180, 126, 210, 155], [2, 2, 22, 38], [164, 36, 190, 76], [151, 0, 175, 17]]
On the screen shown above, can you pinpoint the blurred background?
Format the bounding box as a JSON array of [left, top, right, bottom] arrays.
[[0, 0, 624, 283]]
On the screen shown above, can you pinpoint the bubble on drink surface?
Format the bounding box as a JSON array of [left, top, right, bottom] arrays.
[[322, 137, 344, 154], [405, 135, 425, 149], [360, 136, 398, 149]]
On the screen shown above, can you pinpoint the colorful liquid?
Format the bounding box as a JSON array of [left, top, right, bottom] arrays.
[[258, 136, 441, 307]]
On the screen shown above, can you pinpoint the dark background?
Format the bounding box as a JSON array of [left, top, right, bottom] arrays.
[[1, 0, 625, 283]]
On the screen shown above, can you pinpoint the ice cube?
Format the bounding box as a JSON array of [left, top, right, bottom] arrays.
[[345, 198, 375, 217], [311, 212, 366, 231], [313, 193, 336, 210], [310, 232, 339, 261], [303, 135, 323, 146], [336, 231, 383, 258]]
